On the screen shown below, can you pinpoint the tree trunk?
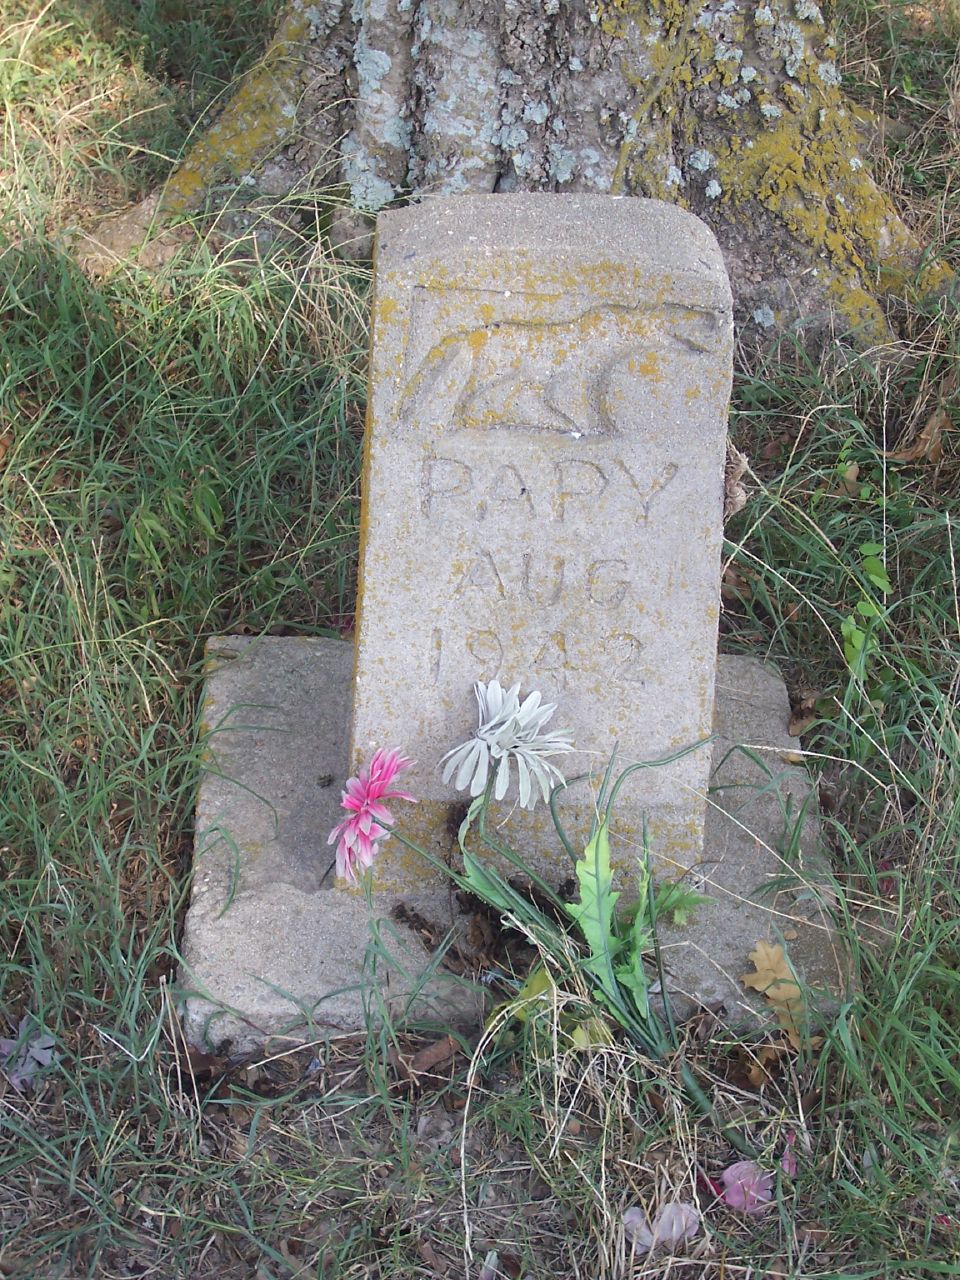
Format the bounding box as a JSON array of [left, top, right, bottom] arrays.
[[80, 0, 951, 343]]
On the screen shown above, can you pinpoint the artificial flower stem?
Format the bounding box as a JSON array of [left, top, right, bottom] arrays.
[[474, 779, 567, 911], [643, 820, 679, 1052], [547, 773, 587, 865], [604, 737, 716, 818]]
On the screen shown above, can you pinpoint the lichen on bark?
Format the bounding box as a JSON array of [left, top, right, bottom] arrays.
[[80, 0, 952, 343]]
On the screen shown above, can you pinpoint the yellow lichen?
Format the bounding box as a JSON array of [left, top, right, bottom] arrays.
[[605, 0, 950, 337], [157, 8, 314, 216]]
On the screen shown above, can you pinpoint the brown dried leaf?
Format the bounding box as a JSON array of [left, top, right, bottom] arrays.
[[685, 1004, 722, 1043], [724, 444, 749, 521], [721, 564, 755, 604], [886, 405, 947, 463], [0, 432, 11, 469], [391, 1034, 460, 1083], [741, 941, 806, 1049], [415, 1237, 447, 1274], [762, 1257, 791, 1279], [821, 461, 860, 497], [730, 1041, 787, 1090], [746, 1044, 787, 1089], [798, 1223, 830, 1248], [409, 1034, 459, 1076], [761, 431, 792, 462], [788, 696, 819, 737], [837, 461, 861, 494]]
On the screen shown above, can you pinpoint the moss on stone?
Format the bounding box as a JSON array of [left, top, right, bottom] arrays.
[[157, 8, 314, 216], [602, 0, 951, 337]]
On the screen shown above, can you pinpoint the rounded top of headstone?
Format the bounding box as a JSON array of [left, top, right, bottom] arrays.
[[376, 195, 730, 302]]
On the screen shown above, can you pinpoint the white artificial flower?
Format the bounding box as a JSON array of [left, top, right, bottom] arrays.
[[439, 679, 574, 810]]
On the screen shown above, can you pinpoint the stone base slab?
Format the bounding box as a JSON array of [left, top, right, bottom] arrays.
[[180, 636, 844, 1053]]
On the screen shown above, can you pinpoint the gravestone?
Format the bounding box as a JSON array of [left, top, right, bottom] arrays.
[[352, 196, 731, 910], [180, 196, 843, 1052]]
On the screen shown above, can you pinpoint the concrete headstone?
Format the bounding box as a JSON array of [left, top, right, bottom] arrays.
[[180, 196, 844, 1051], [352, 196, 733, 904]]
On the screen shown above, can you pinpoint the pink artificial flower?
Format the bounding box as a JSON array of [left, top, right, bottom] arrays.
[[327, 748, 415, 884], [720, 1160, 774, 1214]]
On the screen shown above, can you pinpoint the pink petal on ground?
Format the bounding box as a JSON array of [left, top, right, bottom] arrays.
[[623, 1201, 700, 1253], [622, 1207, 655, 1251], [720, 1160, 774, 1213]]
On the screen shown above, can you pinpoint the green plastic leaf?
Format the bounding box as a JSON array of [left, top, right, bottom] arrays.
[[653, 882, 711, 928], [565, 821, 623, 999], [611, 858, 653, 1019], [614, 913, 652, 1019], [457, 794, 485, 849]]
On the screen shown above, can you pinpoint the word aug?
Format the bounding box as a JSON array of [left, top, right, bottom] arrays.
[[451, 550, 635, 609]]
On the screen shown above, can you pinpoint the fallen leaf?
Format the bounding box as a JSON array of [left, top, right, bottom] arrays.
[[409, 1034, 459, 1076], [416, 1237, 444, 1272], [647, 1090, 668, 1116], [823, 460, 860, 497], [740, 941, 806, 1049], [181, 1044, 229, 1087], [570, 1016, 614, 1049], [885, 405, 947, 463], [724, 444, 750, 520], [735, 1042, 786, 1090], [478, 1250, 499, 1280], [761, 430, 792, 461], [0, 1017, 58, 1093], [721, 564, 755, 604], [798, 1222, 829, 1247], [0, 432, 11, 468], [788, 691, 822, 737], [762, 1258, 791, 1279], [390, 1034, 460, 1084], [788, 708, 816, 737], [684, 1004, 722, 1044]]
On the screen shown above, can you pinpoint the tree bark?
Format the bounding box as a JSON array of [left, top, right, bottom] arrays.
[[80, 0, 951, 344]]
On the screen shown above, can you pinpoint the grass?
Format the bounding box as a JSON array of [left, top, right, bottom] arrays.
[[1, 1, 959, 1276]]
